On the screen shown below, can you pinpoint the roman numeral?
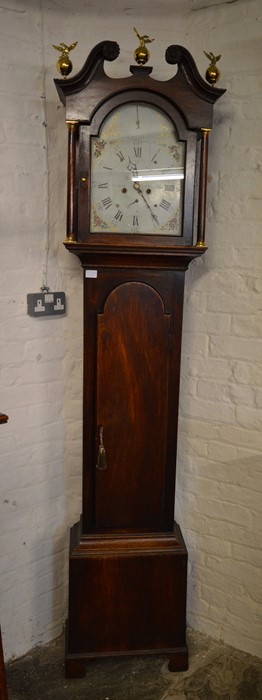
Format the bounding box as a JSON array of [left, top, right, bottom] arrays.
[[151, 150, 160, 162], [134, 146, 142, 158], [132, 215, 139, 227], [98, 182, 108, 188], [102, 197, 113, 209], [116, 150, 125, 162], [114, 210, 123, 221], [160, 199, 171, 211]]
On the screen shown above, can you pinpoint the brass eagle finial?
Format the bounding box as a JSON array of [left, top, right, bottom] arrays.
[[133, 27, 154, 66], [204, 51, 221, 85], [52, 41, 78, 78]]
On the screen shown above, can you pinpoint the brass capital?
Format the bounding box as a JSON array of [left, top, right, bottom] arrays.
[[195, 241, 208, 249], [66, 120, 78, 129]]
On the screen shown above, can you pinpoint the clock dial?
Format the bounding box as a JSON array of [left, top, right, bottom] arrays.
[[90, 104, 185, 235]]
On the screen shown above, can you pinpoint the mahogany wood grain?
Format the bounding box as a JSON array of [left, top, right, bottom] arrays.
[[66, 122, 77, 241], [65, 523, 188, 675], [82, 269, 184, 533], [197, 129, 210, 246]]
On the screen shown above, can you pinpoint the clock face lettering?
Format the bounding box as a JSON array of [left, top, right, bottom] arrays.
[[90, 104, 185, 235]]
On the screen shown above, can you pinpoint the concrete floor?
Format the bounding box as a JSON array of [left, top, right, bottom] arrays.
[[6, 629, 262, 700]]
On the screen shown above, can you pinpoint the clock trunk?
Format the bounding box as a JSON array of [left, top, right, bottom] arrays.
[[82, 270, 184, 534]]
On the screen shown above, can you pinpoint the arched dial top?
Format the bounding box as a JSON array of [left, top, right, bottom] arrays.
[[90, 103, 185, 236]]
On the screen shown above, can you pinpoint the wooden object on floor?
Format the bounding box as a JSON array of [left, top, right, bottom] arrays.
[[0, 413, 8, 424]]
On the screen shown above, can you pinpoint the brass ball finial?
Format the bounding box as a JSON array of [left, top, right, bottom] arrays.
[[133, 27, 154, 66], [52, 41, 78, 79], [204, 51, 221, 85]]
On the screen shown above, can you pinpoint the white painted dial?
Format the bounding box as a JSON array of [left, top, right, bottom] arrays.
[[90, 103, 185, 235]]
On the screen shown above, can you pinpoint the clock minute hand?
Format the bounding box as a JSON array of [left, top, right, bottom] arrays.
[[136, 186, 159, 224]]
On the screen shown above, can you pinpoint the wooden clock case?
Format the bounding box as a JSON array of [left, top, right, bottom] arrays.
[[54, 41, 225, 677]]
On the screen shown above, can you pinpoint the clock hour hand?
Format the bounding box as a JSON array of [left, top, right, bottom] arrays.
[[128, 199, 139, 207]]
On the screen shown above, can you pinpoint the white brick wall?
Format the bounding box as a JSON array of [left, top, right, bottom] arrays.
[[0, 0, 261, 662]]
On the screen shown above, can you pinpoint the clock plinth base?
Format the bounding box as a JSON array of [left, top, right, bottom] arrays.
[[65, 640, 188, 679], [64, 638, 87, 679], [168, 651, 189, 672], [65, 520, 188, 678]]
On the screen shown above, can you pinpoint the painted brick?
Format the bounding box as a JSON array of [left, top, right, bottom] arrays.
[[181, 355, 234, 383], [183, 309, 231, 335], [231, 361, 262, 387], [225, 382, 256, 407], [196, 379, 227, 402], [180, 394, 235, 424], [209, 335, 262, 362], [236, 405, 262, 431]]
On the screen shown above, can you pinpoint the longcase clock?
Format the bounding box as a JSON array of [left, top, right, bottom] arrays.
[[54, 39, 225, 677]]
